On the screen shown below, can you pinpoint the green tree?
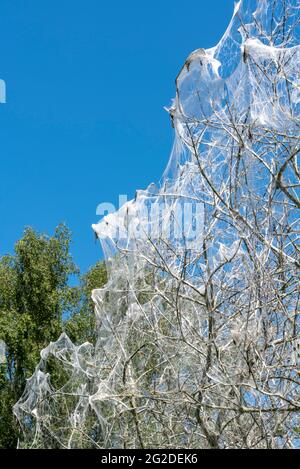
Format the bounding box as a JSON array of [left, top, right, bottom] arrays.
[[65, 261, 107, 344], [0, 224, 78, 448], [0, 225, 108, 448]]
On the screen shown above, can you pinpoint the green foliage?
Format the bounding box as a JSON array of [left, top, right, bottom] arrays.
[[0, 225, 107, 448], [65, 261, 107, 344]]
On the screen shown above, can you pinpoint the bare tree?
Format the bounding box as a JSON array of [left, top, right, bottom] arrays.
[[14, 0, 300, 449]]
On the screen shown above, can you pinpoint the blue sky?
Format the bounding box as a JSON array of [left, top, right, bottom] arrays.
[[0, 0, 234, 273]]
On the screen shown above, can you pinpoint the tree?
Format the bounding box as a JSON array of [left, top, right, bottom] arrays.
[[0, 225, 108, 448], [65, 261, 107, 345], [14, 0, 300, 449], [0, 225, 78, 448]]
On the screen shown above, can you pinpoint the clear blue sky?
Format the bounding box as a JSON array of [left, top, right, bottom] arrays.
[[0, 0, 234, 273]]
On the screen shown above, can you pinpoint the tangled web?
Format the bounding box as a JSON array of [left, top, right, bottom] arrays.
[[15, 0, 300, 449]]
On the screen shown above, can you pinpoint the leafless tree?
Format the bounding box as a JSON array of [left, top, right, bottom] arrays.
[[14, 0, 300, 449]]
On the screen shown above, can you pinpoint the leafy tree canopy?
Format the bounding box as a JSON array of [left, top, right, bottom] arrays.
[[0, 224, 106, 448]]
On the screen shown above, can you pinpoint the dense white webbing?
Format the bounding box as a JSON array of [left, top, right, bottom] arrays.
[[14, 0, 300, 449]]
